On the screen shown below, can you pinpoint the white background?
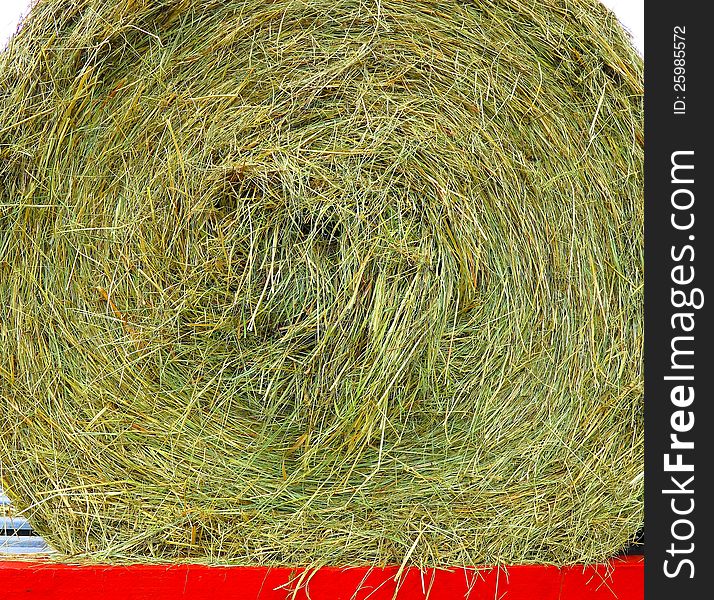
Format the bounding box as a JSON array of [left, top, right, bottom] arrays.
[[1, 0, 31, 49], [601, 0, 643, 53], [2, 0, 643, 53]]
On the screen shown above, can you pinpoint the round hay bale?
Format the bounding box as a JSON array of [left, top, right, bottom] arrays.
[[0, 0, 642, 565]]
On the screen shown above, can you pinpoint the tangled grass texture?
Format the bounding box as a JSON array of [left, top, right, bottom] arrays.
[[0, 0, 643, 566]]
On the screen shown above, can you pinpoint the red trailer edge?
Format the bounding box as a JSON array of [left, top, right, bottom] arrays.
[[0, 556, 643, 600]]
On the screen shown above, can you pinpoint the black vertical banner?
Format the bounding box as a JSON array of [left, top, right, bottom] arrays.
[[645, 2, 711, 598]]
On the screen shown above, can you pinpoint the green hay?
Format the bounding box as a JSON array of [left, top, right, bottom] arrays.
[[0, 0, 642, 566]]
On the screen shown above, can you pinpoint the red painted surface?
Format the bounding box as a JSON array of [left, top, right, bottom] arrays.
[[0, 557, 643, 600]]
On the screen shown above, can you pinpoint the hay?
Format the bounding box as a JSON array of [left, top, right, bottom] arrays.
[[0, 0, 642, 566]]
